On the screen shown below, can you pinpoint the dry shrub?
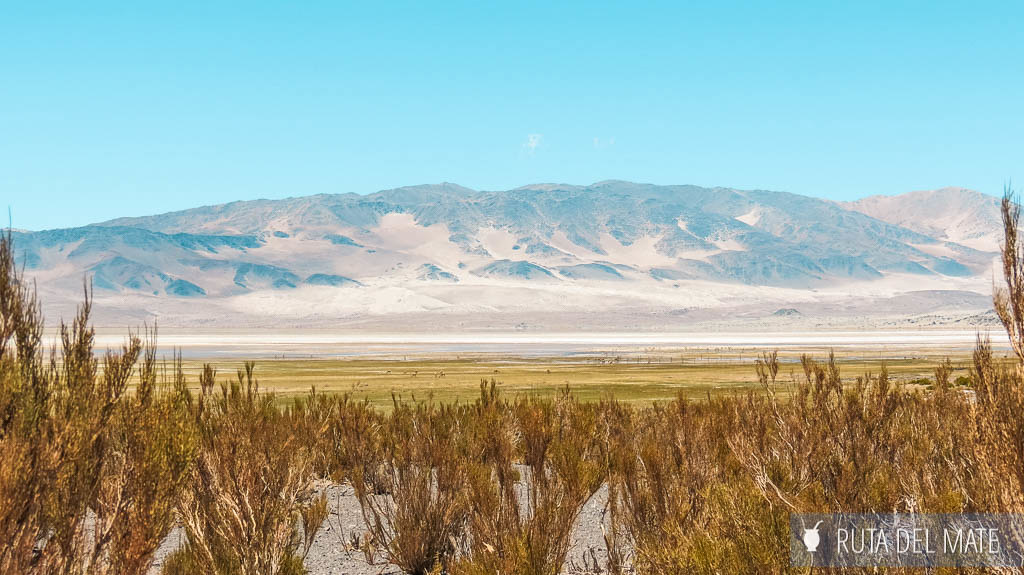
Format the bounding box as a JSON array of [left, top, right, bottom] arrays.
[[168, 362, 321, 575], [298, 492, 329, 562], [594, 400, 631, 575], [290, 388, 336, 479], [323, 394, 384, 487], [732, 352, 910, 513], [971, 336, 1024, 510], [966, 188, 1024, 559], [0, 230, 197, 575], [453, 383, 604, 575], [345, 397, 468, 575], [606, 395, 733, 573], [995, 187, 1024, 364], [606, 349, 980, 573], [979, 189, 1024, 511], [90, 343, 198, 574]]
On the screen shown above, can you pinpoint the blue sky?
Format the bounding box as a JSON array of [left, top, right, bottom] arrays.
[[2, 1, 1023, 230]]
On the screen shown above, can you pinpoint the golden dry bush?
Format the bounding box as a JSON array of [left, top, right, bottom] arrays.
[[0, 231, 197, 575], [89, 343, 198, 575], [604, 349, 982, 573], [345, 397, 469, 575], [289, 388, 336, 480], [323, 394, 384, 487], [453, 386, 604, 575], [607, 398, 727, 573], [168, 363, 321, 575], [968, 189, 1024, 562]]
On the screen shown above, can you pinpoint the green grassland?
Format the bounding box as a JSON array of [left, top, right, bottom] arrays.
[[167, 347, 998, 408]]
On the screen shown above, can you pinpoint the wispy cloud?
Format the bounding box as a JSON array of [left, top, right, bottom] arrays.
[[593, 136, 616, 149], [523, 133, 543, 155]]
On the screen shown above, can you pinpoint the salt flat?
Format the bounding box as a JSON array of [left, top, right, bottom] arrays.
[[89, 327, 1010, 360]]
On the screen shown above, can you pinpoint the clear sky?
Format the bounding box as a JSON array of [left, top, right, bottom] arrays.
[[2, 1, 1023, 230]]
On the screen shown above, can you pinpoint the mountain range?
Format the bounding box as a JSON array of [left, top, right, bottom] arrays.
[[12, 181, 1004, 330]]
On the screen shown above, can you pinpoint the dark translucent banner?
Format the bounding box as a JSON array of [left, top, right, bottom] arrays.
[[791, 513, 1024, 567]]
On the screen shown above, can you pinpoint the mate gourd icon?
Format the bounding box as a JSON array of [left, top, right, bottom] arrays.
[[803, 521, 824, 552]]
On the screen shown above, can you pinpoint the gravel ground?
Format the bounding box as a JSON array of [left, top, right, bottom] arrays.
[[150, 481, 616, 575]]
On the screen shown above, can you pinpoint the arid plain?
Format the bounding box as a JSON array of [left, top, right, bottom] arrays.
[[91, 327, 1012, 406]]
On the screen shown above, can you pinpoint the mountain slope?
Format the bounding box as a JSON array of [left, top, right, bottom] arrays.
[[12, 182, 1002, 328], [844, 187, 1002, 252], [93, 181, 995, 283]]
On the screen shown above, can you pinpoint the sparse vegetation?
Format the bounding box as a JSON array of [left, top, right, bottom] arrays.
[[345, 398, 468, 575], [4, 190, 1024, 575], [0, 229, 197, 575], [164, 362, 321, 575], [162, 351, 985, 407], [451, 383, 604, 575]]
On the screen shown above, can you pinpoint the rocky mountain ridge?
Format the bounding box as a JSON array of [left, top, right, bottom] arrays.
[[13, 182, 1002, 327]]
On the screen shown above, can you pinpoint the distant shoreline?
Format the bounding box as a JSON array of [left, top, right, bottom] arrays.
[[85, 327, 1010, 360]]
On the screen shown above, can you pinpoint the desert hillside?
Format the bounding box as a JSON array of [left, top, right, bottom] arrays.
[[13, 182, 1002, 329]]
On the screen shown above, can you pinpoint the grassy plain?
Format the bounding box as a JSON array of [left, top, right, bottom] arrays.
[[166, 346, 1000, 408]]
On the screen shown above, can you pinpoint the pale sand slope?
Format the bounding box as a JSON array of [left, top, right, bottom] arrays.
[[35, 266, 1000, 332]]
